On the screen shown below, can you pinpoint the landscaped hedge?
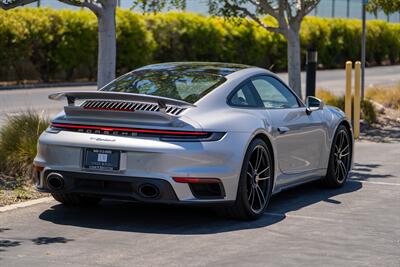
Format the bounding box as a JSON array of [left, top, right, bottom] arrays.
[[0, 8, 399, 84]]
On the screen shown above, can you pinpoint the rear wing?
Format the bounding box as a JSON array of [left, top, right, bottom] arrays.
[[48, 91, 195, 122], [48, 91, 196, 108]]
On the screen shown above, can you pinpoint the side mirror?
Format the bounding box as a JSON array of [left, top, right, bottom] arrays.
[[305, 96, 324, 115]]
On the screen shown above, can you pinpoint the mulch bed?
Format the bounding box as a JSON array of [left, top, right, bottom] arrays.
[[0, 173, 49, 207], [360, 107, 400, 143]]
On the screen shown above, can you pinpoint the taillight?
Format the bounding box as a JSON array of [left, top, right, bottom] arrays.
[[47, 123, 225, 142], [33, 164, 44, 172]]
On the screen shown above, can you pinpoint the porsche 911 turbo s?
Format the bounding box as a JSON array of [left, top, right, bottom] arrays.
[[34, 62, 353, 220]]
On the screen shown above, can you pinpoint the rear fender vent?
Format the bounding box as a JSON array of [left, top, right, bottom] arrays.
[[81, 100, 186, 116]]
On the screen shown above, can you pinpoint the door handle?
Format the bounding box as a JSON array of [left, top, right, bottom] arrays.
[[277, 127, 290, 134]]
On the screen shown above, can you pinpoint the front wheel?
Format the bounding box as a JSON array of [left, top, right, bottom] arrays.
[[220, 138, 273, 220], [321, 124, 352, 188]]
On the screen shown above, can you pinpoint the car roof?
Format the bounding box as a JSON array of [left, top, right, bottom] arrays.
[[136, 62, 251, 76]]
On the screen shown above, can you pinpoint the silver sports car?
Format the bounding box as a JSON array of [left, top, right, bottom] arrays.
[[34, 62, 353, 220]]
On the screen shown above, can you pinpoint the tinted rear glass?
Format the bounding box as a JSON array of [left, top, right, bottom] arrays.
[[100, 70, 226, 104]]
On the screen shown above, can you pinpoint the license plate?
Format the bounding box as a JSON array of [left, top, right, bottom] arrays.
[[83, 148, 120, 171]]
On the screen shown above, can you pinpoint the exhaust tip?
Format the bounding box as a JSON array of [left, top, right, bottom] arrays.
[[138, 183, 160, 199], [47, 173, 65, 191]]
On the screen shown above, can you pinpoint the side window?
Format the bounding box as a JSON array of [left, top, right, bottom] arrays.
[[251, 76, 300, 108], [229, 82, 259, 107]]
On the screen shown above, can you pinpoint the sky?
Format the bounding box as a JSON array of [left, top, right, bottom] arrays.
[[24, 0, 400, 23]]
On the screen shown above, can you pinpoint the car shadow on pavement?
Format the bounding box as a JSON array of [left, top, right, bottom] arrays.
[[38, 181, 362, 235]]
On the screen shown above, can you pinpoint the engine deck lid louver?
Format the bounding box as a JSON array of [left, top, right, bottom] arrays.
[[81, 100, 186, 116]]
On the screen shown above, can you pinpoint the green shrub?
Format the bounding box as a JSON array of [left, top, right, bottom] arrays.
[[0, 9, 399, 83], [17, 9, 65, 82], [0, 111, 49, 179], [304, 18, 361, 68], [317, 89, 376, 124], [116, 10, 156, 75], [316, 89, 345, 109], [55, 10, 98, 80], [0, 9, 32, 82], [387, 24, 400, 64], [361, 99, 377, 124]]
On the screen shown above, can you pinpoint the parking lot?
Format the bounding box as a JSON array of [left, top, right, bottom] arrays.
[[0, 141, 399, 267]]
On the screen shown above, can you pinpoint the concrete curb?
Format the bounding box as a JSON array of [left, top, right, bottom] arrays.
[[0, 197, 53, 213]]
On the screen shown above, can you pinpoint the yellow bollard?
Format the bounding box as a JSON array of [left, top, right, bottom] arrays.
[[345, 61, 353, 120], [354, 61, 361, 139]]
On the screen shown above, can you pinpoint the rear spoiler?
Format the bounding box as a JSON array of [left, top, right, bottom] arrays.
[[48, 91, 196, 108]]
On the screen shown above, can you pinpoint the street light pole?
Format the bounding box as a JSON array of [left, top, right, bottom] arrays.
[[361, 0, 367, 100]]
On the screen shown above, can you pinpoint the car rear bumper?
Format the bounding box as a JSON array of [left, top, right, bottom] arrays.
[[34, 130, 251, 203], [38, 170, 180, 203]]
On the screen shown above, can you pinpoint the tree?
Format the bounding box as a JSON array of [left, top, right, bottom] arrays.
[[366, 0, 400, 15], [1, 0, 116, 88], [208, 0, 320, 98], [1, 0, 185, 88], [132, 0, 186, 12]]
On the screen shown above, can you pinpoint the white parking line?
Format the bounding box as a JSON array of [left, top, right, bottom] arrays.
[[348, 179, 400, 186], [265, 212, 339, 222]]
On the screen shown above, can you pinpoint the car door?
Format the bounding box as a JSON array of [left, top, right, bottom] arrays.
[[250, 75, 326, 175]]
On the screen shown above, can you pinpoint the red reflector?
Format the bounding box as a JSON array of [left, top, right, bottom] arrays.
[[173, 177, 221, 184], [34, 164, 44, 172], [51, 123, 208, 136]]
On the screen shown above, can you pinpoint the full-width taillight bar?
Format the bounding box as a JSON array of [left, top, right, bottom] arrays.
[[50, 123, 209, 136]]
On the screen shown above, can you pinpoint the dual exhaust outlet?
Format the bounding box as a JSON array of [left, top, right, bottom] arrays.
[[46, 173, 160, 199], [46, 173, 65, 191], [137, 184, 160, 199]]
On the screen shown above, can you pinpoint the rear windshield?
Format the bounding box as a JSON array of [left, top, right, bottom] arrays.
[[100, 70, 226, 104]]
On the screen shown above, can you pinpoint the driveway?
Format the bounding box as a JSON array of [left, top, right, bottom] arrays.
[[0, 141, 399, 267]]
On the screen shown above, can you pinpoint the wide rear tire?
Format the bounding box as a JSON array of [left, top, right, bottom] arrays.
[[320, 124, 352, 188], [220, 138, 273, 220]]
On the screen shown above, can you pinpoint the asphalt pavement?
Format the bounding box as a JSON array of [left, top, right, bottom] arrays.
[[279, 64, 400, 94], [0, 141, 399, 267], [0, 65, 399, 127], [0, 85, 96, 127]]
